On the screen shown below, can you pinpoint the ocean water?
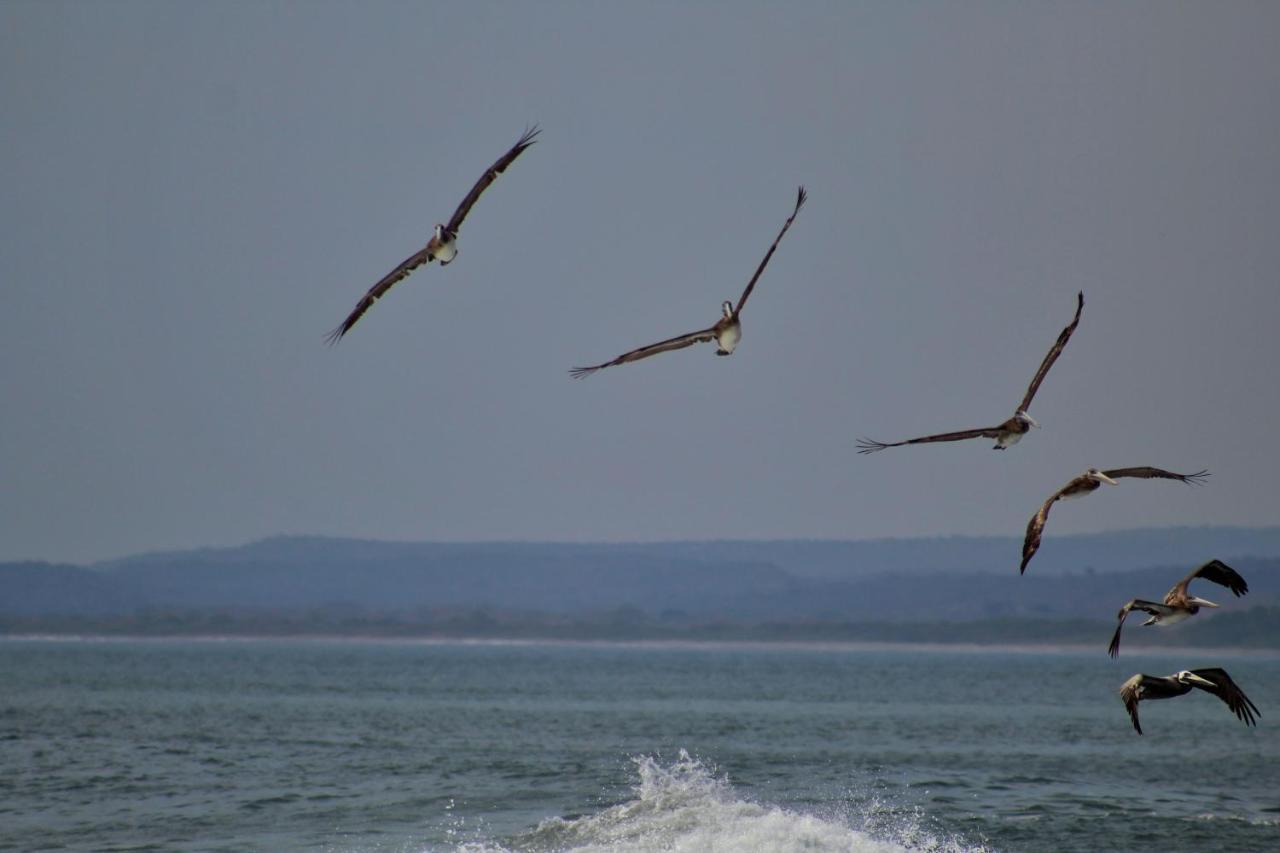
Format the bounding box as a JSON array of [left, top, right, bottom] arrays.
[[1, 638, 1278, 852]]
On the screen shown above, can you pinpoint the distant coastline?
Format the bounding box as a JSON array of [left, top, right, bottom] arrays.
[[3, 606, 1278, 651], [5, 528, 1278, 651]]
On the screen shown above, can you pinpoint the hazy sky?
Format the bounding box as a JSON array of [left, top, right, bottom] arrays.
[[3, 2, 1278, 564]]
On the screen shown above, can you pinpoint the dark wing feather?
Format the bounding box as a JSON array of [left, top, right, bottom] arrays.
[[1181, 559, 1248, 598], [1102, 467, 1209, 484], [1017, 291, 1083, 413], [733, 186, 806, 315], [1119, 674, 1146, 734], [325, 246, 435, 343], [856, 425, 1006, 454], [1021, 491, 1063, 574], [444, 125, 540, 236], [569, 326, 718, 378], [1189, 668, 1261, 726], [1108, 599, 1175, 658]]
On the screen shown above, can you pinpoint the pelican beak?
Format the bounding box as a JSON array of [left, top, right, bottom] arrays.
[[1026, 414, 1041, 429], [1184, 673, 1216, 689], [1189, 597, 1219, 609], [1097, 473, 1119, 485]]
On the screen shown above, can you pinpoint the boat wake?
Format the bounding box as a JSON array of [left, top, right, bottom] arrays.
[[456, 750, 989, 853]]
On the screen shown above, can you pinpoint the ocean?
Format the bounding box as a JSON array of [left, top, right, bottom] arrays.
[[2, 638, 1277, 852]]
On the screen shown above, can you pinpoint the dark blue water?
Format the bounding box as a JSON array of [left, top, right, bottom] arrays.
[[2, 638, 1277, 852]]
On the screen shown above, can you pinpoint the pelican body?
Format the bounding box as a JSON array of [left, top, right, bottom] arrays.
[[991, 411, 1038, 449], [713, 301, 741, 355], [425, 223, 458, 266]]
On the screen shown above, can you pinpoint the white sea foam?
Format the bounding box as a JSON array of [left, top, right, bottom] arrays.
[[457, 751, 988, 853]]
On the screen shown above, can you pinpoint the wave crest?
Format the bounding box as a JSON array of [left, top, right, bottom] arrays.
[[470, 750, 987, 853]]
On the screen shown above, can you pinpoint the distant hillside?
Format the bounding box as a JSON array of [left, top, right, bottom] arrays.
[[87, 525, 1280, 580], [2, 529, 1279, 646], [0, 562, 141, 615]]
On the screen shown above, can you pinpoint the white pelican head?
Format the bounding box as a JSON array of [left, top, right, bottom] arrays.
[[1015, 409, 1041, 429], [1174, 670, 1216, 689], [1085, 467, 1119, 485]]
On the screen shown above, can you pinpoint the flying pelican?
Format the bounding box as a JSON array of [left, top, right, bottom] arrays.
[[857, 291, 1083, 453], [569, 186, 806, 378], [1119, 668, 1260, 735], [1108, 559, 1249, 657], [326, 126, 540, 342], [1020, 467, 1208, 574]]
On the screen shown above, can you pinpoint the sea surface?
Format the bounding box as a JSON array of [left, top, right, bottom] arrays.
[[2, 637, 1278, 852]]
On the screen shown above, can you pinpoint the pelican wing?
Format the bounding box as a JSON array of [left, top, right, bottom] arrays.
[[1016, 291, 1084, 413], [733, 186, 806, 316], [1101, 467, 1209, 484], [1108, 599, 1176, 658], [1020, 475, 1090, 574], [1173, 558, 1248, 600], [856, 425, 1006, 454], [1019, 498, 1053, 575], [569, 326, 718, 378], [1119, 673, 1152, 734], [444, 126, 540, 236], [1188, 668, 1261, 727], [326, 246, 435, 343]]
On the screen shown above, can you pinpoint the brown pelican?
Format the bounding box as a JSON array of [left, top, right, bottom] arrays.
[[1108, 559, 1249, 657], [857, 291, 1083, 453], [1119, 668, 1260, 734], [326, 126, 540, 342], [1020, 467, 1208, 574], [569, 186, 806, 378]]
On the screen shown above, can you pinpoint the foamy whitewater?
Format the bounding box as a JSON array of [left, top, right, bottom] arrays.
[[3, 638, 1278, 852], [456, 751, 984, 853]]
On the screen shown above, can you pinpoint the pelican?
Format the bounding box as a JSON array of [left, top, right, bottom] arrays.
[[326, 126, 540, 342], [857, 291, 1083, 453], [1119, 668, 1260, 734], [569, 186, 806, 378], [1020, 467, 1208, 574], [1108, 559, 1249, 657]]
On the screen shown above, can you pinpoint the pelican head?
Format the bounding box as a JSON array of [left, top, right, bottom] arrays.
[[1015, 410, 1041, 429], [434, 223, 446, 240], [1086, 467, 1119, 485], [1174, 670, 1217, 689], [721, 300, 734, 319]]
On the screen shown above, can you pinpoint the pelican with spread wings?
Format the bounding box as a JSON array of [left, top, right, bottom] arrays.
[[1119, 668, 1259, 735], [1020, 467, 1208, 574], [857, 291, 1083, 453], [326, 126, 540, 342], [569, 186, 806, 378], [1108, 560, 1248, 657]]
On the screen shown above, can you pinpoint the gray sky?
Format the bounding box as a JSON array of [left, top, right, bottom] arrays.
[[3, 2, 1278, 564]]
